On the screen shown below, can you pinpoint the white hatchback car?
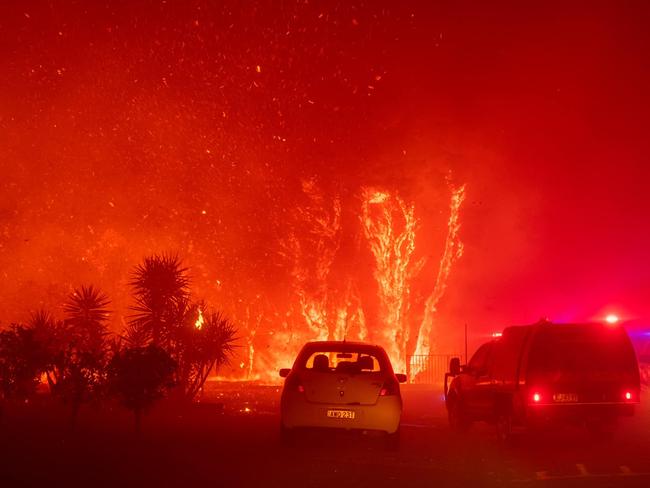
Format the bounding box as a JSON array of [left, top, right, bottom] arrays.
[[279, 341, 407, 447]]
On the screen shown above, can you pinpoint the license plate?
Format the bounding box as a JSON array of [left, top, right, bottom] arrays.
[[553, 393, 578, 403], [327, 409, 356, 419]]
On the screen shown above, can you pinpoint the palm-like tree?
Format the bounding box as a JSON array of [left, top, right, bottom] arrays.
[[59, 285, 111, 430], [178, 307, 238, 400], [27, 309, 64, 390], [64, 285, 110, 327], [64, 285, 110, 353], [128, 254, 190, 346], [127, 254, 237, 402]]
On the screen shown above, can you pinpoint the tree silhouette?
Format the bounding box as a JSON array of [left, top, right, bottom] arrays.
[[50, 285, 112, 430], [0, 325, 45, 406], [26, 310, 65, 391], [174, 304, 237, 400], [128, 254, 237, 401], [108, 340, 176, 433], [128, 254, 190, 347]]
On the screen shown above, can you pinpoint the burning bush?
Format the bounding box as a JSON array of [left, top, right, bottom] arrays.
[[128, 254, 237, 401]]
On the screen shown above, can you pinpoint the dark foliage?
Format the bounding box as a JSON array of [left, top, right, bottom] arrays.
[[42, 286, 112, 428], [128, 253, 190, 346], [26, 310, 65, 389], [128, 254, 237, 401], [108, 343, 176, 432], [173, 304, 238, 400], [0, 324, 48, 402]]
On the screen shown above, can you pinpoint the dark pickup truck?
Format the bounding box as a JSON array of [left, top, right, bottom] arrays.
[[445, 320, 640, 440]]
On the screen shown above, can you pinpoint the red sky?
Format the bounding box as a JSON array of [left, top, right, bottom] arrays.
[[1, 1, 649, 361]]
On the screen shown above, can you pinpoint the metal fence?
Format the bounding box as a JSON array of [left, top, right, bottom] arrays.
[[407, 354, 465, 384]]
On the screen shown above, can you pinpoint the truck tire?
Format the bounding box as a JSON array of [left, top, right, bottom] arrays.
[[495, 412, 513, 443], [448, 396, 471, 433], [495, 396, 514, 443]]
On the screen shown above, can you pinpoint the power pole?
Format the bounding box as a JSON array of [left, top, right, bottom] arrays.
[[464, 323, 468, 364]]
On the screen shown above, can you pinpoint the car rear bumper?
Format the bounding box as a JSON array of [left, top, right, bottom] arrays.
[[281, 392, 402, 434]]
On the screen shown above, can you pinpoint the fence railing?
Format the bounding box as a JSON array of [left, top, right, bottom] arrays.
[[407, 353, 465, 384]]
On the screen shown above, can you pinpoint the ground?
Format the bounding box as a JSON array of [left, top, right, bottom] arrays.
[[1, 384, 649, 487]]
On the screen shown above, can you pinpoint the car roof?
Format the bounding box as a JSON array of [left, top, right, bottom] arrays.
[[503, 321, 621, 333], [299, 341, 389, 354], [302, 340, 384, 350]]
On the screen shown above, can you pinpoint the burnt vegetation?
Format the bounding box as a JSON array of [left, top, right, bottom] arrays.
[[0, 253, 237, 431]]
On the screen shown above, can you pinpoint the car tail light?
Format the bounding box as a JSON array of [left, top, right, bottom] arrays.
[[380, 376, 400, 396], [285, 374, 305, 393]]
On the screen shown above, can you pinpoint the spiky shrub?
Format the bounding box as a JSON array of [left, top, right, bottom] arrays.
[[172, 304, 237, 400], [48, 285, 112, 428], [107, 342, 176, 432], [128, 254, 190, 347], [128, 254, 237, 401]]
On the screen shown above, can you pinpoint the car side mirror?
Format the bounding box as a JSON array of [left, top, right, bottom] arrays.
[[279, 368, 291, 378], [449, 357, 461, 376], [395, 373, 407, 383]]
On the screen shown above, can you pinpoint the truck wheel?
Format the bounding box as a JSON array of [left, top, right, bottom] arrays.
[[496, 412, 513, 443], [448, 397, 471, 433]]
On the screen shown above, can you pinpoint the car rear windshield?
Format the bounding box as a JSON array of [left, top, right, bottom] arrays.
[[527, 325, 638, 381], [297, 349, 386, 374]]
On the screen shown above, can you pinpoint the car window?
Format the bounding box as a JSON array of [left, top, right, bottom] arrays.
[[489, 326, 532, 381], [301, 351, 383, 373], [468, 343, 493, 373]]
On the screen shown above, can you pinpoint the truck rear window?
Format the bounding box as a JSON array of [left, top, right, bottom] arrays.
[[527, 325, 638, 382]]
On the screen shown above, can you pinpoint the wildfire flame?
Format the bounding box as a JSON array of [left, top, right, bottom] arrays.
[[411, 184, 466, 376], [280, 178, 342, 341], [195, 307, 205, 330], [361, 188, 421, 371], [236, 180, 465, 383]]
